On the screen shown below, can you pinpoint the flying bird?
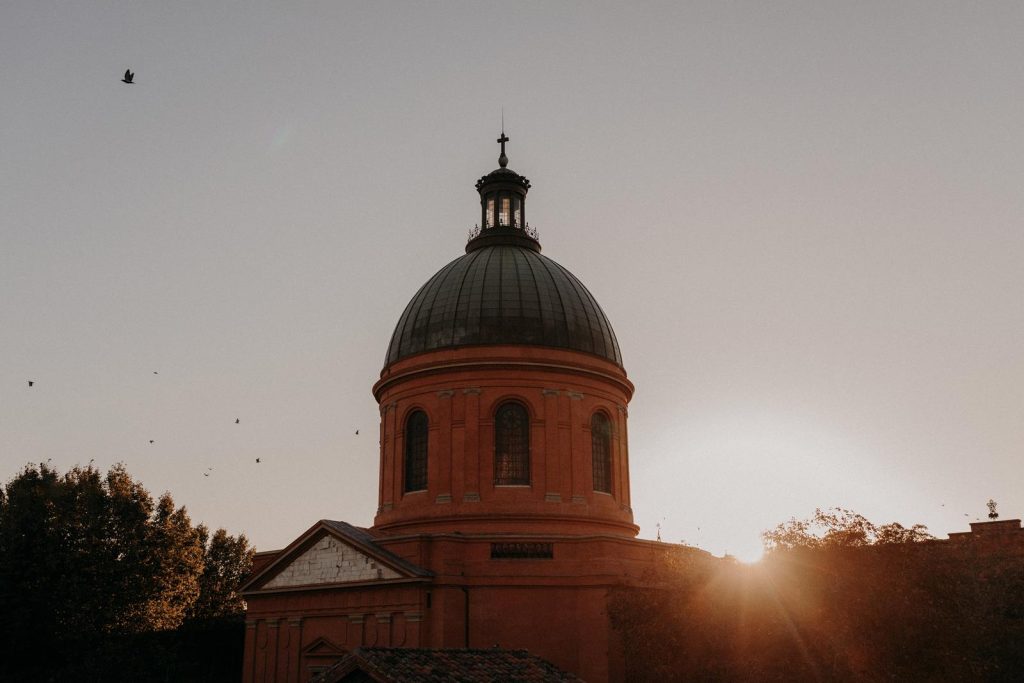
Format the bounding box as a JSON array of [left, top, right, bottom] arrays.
[[153, 371, 158, 375], [255, 458, 261, 463], [203, 472, 209, 477], [355, 430, 359, 435], [235, 418, 240, 424], [28, 380, 34, 387], [149, 440, 154, 444], [122, 69, 134, 84]]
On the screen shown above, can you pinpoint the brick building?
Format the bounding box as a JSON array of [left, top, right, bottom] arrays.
[[239, 136, 700, 682]]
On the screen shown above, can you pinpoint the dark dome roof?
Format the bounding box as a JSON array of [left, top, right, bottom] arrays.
[[385, 244, 623, 367]]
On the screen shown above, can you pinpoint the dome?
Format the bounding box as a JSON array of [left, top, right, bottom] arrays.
[[384, 243, 623, 368]]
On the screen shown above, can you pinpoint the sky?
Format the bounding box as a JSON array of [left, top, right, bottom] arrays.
[[3, 2, 1023, 562]]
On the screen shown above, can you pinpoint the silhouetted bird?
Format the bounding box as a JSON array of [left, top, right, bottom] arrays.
[[355, 430, 359, 435], [235, 418, 240, 424], [28, 380, 34, 387], [122, 69, 134, 84], [203, 472, 209, 477], [153, 371, 158, 375], [256, 458, 261, 463], [149, 440, 154, 444]]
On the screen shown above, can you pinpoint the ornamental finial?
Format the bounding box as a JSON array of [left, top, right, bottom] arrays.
[[497, 130, 509, 168]]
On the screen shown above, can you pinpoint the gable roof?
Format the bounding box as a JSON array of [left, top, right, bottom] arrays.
[[310, 648, 584, 683], [241, 519, 431, 594]]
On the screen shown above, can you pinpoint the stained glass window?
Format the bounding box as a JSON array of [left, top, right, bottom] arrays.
[[591, 413, 612, 493], [404, 410, 428, 492], [495, 402, 530, 485]]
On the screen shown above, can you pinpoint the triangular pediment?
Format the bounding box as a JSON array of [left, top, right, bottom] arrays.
[[263, 533, 401, 588], [241, 519, 432, 594], [302, 636, 346, 657]]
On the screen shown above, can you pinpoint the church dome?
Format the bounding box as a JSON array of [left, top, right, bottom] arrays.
[[385, 132, 622, 369], [384, 243, 623, 367]]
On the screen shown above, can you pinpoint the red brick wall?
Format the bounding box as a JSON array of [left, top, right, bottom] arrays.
[[372, 345, 637, 537]]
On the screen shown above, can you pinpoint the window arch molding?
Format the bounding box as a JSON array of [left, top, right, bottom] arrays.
[[403, 408, 429, 493], [590, 410, 613, 494], [493, 400, 531, 486]]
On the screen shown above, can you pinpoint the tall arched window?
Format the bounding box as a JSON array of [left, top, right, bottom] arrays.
[[404, 410, 428, 493], [591, 413, 612, 493], [494, 402, 530, 485]]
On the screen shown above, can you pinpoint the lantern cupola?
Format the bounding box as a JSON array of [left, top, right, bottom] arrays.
[[468, 131, 538, 253]]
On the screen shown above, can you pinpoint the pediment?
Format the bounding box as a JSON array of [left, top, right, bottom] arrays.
[[303, 636, 346, 657], [263, 533, 401, 589]]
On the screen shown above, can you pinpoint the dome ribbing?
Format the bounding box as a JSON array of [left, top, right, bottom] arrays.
[[384, 244, 622, 368]]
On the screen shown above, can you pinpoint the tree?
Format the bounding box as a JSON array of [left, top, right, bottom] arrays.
[[761, 507, 933, 551], [191, 525, 255, 619], [0, 462, 253, 678]]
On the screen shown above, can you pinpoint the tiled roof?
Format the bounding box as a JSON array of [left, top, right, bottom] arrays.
[[310, 647, 584, 683]]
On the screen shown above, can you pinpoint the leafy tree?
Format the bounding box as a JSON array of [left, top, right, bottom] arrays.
[[0, 462, 253, 679], [191, 524, 255, 619], [761, 506, 933, 551]]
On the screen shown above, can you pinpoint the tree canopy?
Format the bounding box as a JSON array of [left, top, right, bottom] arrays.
[[0, 462, 254, 679], [761, 506, 934, 551]]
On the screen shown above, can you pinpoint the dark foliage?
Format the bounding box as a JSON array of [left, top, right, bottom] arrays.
[[610, 526, 1024, 681], [0, 462, 253, 681]]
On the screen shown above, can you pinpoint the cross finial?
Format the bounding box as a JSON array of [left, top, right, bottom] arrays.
[[497, 131, 509, 168]]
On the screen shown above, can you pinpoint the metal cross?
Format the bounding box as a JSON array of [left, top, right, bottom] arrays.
[[497, 132, 509, 167]]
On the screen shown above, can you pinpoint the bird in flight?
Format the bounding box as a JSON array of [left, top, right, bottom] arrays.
[[235, 418, 240, 424], [355, 430, 359, 435], [27, 380, 34, 387], [203, 472, 210, 477], [255, 458, 261, 463], [122, 69, 134, 84], [149, 440, 155, 444]]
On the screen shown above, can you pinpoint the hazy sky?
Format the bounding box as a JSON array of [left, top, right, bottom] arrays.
[[3, 2, 1023, 561]]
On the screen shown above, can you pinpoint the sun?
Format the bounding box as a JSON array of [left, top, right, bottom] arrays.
[[730, 542, 765, 564]]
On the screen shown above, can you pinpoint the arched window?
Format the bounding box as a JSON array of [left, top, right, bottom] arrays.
[[494, 402, 530, 485], [404, 410, 428, 493], [591, 413, 612, 493]]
